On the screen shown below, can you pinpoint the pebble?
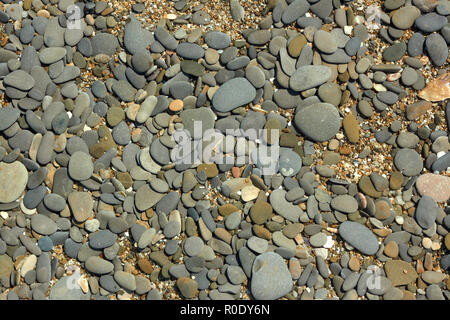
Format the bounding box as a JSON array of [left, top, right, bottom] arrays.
[[4, 70, 35, 91], [314, 30, 337, 54], [49, 276, 90, 300], [331, 195, 358, 213], [415, 195, 438, 230], [68, 151, 93, 181], [290, 65, 332, 92], [250, 252, 293, 300], [294, 103, 341, 142], [391, 6, 421, 29], [39, 47, 67, 64], [68, 192, 93, 223], [425, 33, 448, 66], [0, 161, 28, 203], [415, 13, 447, 33], [394, 149, 423, 176], [204, 31, 231, 49], [85, 256, 114, 275], [415, 173, 450, 203], [339, 221, 379, 255], [212, 78, 256, 112], [278, 149, 302, 177], [270, 189, 303, 222], [177, 277, 199, 299]]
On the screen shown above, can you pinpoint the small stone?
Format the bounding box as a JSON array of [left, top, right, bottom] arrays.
[[415, 195, 438, 230], [68, 151, 93, 181], [177, 277, 199, 299], [212, 78, 256, 112], [339, 221, 379, 255]]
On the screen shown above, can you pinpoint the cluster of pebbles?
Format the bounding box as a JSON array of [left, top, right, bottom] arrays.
[[0, 0, 449, 300]]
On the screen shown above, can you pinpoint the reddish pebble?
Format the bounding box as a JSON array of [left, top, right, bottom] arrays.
[[169, 99, 184, 112], [231, 167, 241, 178], [355, 192, 367, 209], [416, 173, 450, 203]]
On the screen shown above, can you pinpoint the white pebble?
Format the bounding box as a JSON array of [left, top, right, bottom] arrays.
[[395, 215, 404, 225], [343, 26, 353, 35], [323, 236, 334, 249]]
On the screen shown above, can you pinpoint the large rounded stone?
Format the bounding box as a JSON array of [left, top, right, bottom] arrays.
[[294, 103, 341, 142], [0, 161, 28, 203], [212, 78, 256, 112], [250, 252, 293, 300]]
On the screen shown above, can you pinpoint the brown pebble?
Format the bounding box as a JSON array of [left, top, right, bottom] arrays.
[[384, 241, 399, 258], [348, 255, 361, 272], [218, 203, 240, 217], [445, 234, 450, 250], [197, 163, 218, 178], [342, 112, 360, 143], [137, 258, 153, 274], [176, 277, 199, 299], [374, 200, 391, 220], [231, 166, 241, 178], [169, 99, 184, 112], [373, 228, 392, 237], [253, 225, 272, 240], [424, 252, 433, 271], [389, 171, 404, 190], [402, 290, 416, 300], [339, 145, 352, 155]]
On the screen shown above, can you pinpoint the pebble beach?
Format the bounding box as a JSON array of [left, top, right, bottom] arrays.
[[0, 0, 449, 301]]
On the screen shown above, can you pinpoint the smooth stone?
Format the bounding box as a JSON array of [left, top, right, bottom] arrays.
[[39, 47, 67, 64], [269, 189, 303, 222], [314, 30, 337, 54], [391, 6, 421, 29], [290, 65, 332, 92], [85, 256, 114, 275], [0, 161, 28, 203], [278, 149, 302, 177], [339, 221, 379, 255], [212, 78, 256, 112], [91, 33, 120, 56], [331, 195, 358, 213], [49, 276, 90, 300], [4, 70, 35, 91], [68, 192, 93, 223], [31, 214, 57, 235], [204, 31, 231, 50], [89, 230, 117, 250], [415, 195, 438, 230], [394, 149, 423, 176], [414, 13, 447, 33], [415, 173, 450, 203], [250, 252, 293, 300], [176, 42, 204, 60], [68, 151, 93, 181], [294, 103, 341, 142], [0, 107, 20, 131], [425, 33, 448, 66], [281, 0, 310, 24]]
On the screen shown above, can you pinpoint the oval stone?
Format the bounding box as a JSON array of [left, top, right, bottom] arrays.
[[212, 78, 256, 112], [339, 221, 379, 255]]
